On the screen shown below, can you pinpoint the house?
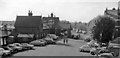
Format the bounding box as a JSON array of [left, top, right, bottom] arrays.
[[12, 11, 43, 42], [15, 12, 43, 34], [42, 13, 59, 34], [104, 8, 120, 38]]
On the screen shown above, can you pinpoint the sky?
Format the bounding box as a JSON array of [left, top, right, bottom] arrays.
[[0, 0, 119, 22]]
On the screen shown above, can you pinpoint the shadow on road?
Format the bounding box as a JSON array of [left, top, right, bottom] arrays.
[[100, 55, 115, 58]]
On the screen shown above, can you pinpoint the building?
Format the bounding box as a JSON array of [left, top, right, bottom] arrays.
[[0, 21, 15, 46], [13, 11, 43, 42], [58, 21, 72, 37], [42, 13, 59, 34], [0, 21, 15, 31], [104, 8, 120, 38]]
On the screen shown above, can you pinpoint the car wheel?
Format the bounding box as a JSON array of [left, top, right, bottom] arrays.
[[2, 53, 6, 57], [14, 49, 18, 52], [29, 47, 33, 49], [80, 49, 83, 52], [91, 52, 95, 55], [112, 52, 119, 57]]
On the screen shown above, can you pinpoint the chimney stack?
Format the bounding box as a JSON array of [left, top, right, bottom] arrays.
[[51, 13, 53, 17], [28, 10, 33, 16]]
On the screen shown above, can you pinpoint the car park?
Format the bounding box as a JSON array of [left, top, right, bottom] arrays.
[[30, 39, 47, 46]]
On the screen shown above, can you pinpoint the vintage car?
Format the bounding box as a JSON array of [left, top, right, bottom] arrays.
[[47, 34, 59, 41], [44, 37, 56, 44], [0, 48, 11, 57], [8, 44, 23, 52], [79, 45, 93, 52], [30, 39, 47, 46], [21, 43, 34, 49]]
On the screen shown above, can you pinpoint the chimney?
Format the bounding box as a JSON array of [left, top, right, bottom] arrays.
[[51, 13, 53, 17], [28, 10, 33, 16], [112, 8, 116, 10]]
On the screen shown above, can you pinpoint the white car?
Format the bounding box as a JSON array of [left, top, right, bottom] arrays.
[[79, 45, 93, 52], [87, 40, 99, 47], [8, 44, 23, 52], [90, 47, 108, 55], [90, 46, 120, 57], [0, 48, 11, 57], [21, 43, 34, 49]]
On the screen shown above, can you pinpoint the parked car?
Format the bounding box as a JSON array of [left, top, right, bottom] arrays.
[[90, 47, 109, 55], [44, 37, 56, 44], [30, 39, 47, 46], [90, 46, 120, 57], [21, 43, 34, 49], [47, 34, 59, 41], [79, 45, 93, 52], [13, 43, 27, 50], [2, 46, 14, 53], [0, 48, 11, 57], [84, 38, 91, 42], [8, 44, 23, 52], [87, 40, 99, 47], [0, 48, 3, 56], [71, 34, 80, 40], [108, 46, 120, 57]]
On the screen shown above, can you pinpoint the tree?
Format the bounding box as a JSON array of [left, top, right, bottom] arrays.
[[92, 15, 115, 44]]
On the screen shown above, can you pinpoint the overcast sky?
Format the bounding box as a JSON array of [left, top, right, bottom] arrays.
[[0, 0, 119, 22]]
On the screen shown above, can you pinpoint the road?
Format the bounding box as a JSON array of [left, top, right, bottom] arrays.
[[4, 39, 120, 58], [13, 39, 91, 56]]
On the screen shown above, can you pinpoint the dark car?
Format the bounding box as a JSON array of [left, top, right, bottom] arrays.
[[71, 34, 80, 40]]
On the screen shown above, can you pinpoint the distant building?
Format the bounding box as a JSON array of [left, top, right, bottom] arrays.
[[0, 21, 15, 31], [42, 13, 59, 34], [104, 7, 120, 38], [0, 21, 15, 46]]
